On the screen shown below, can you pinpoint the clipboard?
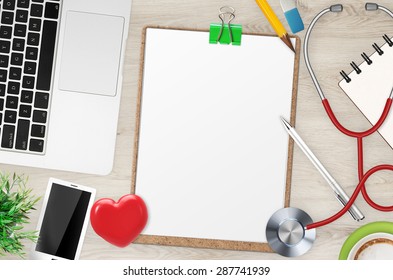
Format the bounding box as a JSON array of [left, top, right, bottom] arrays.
[[131, 26, 300, 252]]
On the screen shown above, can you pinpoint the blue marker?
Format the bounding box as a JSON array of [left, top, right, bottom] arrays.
[[280, 0, 304, 34]]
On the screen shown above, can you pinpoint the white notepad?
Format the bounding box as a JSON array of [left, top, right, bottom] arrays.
[[133, 27, 299, 249], [339, 38, 393, 148]]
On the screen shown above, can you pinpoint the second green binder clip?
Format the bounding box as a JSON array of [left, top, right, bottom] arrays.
[[209, 6, 242, 46]]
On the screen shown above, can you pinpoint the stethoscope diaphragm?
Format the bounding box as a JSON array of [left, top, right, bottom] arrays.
[[266, 207, 316, 257]]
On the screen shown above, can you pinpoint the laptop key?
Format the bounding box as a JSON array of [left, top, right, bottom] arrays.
[[0, 98, 4, 110], [32, 109, 47, 123], [1, 124, 15, 148], [31, 124, 45, 138], [0, 70, 7, 82], [6, 95, 18, 109], [36, 20, 57, 91], [44, 2, 59, 19], [0, 40, 11, 53], [11, 53, 23, 66], [12, 38, 25, 51], [16, 9, 28, 23], [0, 85, 5, 96], [3, 0, 16, 11], [0, 26, 12, 39], [7, 81, 20, 94], [17, 0, 30, 9], [19, 104, 31, 117], [15, 119, 29, 150], [5, 110, 17, 123], [24, 61, 36, 74], [29, 18, 41, 32], [14, 24, 27, 37], [34, 92, 48, 108], [27, 32, 40, 46], [1, 12, 14, 25], [21, 90, 33, 103], [9, 67, 22, 80], [29, 138, 43, 152], [26, 46, 38, 60], [30, 4, 43, 17], [22, 75, 34, 88], [0, 55, 9, 67]]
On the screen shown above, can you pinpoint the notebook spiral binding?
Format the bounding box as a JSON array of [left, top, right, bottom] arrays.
[[340, 34, 393, 83]]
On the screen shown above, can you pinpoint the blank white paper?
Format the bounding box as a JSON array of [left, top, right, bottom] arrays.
[[135, 28, 297, 243]]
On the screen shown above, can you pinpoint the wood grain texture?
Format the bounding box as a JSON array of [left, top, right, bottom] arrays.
[[2, 0, 393, 260]]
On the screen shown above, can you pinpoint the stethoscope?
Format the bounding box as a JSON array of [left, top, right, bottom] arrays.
[[266, 3, 393, 257]]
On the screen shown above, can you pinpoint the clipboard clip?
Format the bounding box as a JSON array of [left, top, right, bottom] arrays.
[[209, 6, 242, 46]]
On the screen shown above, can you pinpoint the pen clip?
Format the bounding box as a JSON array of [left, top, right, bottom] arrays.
[[336, 194, 363, 221]]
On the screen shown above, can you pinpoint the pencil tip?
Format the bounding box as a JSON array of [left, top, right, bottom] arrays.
[[280, 33, 295, 52]]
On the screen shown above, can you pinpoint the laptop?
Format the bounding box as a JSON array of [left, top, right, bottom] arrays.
[[0, 0, 132, 175]]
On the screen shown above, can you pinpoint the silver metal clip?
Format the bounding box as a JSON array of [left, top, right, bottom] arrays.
[[217, 6, 236, 44]]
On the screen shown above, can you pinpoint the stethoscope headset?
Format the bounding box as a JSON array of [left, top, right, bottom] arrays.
[[266, 3, 393, 257]]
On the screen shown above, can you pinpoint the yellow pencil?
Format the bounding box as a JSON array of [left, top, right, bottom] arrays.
[[255, 0, 295, 52]]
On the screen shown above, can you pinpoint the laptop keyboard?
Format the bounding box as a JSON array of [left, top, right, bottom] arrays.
[[0, 0, 60, 154]]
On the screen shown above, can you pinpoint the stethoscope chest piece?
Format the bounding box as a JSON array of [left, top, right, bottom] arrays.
[[266, 207, 316, 257]]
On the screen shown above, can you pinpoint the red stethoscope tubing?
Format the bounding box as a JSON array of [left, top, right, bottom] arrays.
[[305, 98, 393, 230]]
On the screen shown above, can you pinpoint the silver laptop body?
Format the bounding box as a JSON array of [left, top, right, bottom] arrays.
[[0, 0, 132, 175]]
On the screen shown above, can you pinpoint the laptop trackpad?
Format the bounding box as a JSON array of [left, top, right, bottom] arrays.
[[59, 11, 124, 96]]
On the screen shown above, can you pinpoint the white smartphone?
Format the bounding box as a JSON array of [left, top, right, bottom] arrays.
[[30, 178, 96, 260]]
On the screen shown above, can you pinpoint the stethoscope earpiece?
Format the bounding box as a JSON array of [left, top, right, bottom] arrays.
[[330, 3, 379, 13], [330, 4, 343, 13], [266, 207, 316, 257], [365, 3, 379, 11]]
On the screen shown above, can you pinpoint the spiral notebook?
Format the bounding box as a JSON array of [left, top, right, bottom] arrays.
[[339, 35, 393, 148]]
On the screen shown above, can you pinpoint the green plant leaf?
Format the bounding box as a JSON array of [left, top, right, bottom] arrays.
[[0, 172, 40, 258]]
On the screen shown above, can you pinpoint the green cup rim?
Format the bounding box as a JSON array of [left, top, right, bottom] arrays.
[[339, 221, 393, 260]]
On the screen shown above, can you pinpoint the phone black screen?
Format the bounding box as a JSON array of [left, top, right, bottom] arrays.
[[35, 183, 91, 260]]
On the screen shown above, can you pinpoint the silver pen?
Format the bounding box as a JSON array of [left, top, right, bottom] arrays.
[[280, 117, 365, 221]]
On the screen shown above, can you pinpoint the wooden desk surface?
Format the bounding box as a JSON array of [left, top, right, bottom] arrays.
[[2, 0, 393, 260]]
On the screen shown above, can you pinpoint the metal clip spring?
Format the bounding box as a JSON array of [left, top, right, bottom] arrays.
[[217, 6, 236, 44]]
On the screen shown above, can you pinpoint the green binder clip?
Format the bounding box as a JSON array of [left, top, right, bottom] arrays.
[[209, 6, 242, 46]]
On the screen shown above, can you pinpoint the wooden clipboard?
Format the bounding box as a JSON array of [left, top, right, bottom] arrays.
[[131, 26, 300, 252]]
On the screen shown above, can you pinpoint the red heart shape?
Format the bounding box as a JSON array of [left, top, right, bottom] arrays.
[[90, 194, 148, 248]]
